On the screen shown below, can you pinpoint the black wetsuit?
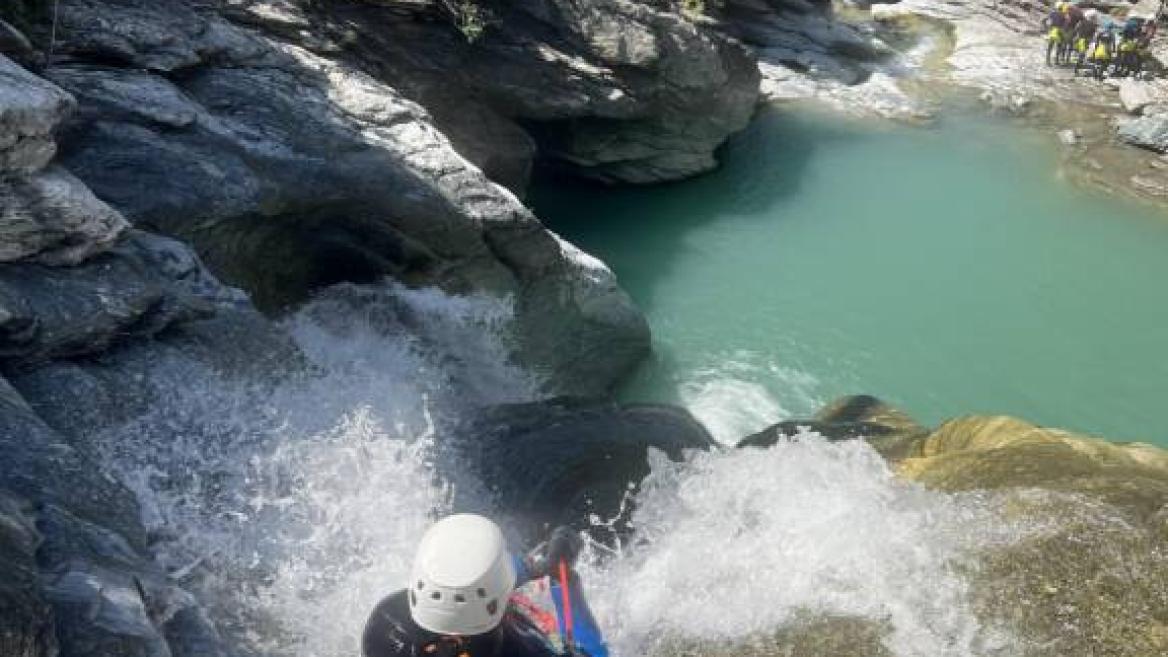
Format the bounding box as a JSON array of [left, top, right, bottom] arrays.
[[363, 591, 561, 657]]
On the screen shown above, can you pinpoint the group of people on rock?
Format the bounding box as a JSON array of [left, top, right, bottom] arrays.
[[1044, 1, 1159, 80]]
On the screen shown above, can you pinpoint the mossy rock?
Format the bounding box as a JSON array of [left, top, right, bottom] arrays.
[[741, 399, 1168, 657], [895, 415, 1168, 522], [650, 615, 891, 657]]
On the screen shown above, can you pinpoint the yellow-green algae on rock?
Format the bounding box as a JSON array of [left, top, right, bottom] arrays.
[[734, 397, 1168, 657], [886, 415, 1168, 657], [654, 614, 892, 657], [862, 401, 1167, 657]]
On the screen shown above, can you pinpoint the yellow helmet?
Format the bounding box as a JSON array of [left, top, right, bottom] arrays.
[[1057, 1, 1069, 10]]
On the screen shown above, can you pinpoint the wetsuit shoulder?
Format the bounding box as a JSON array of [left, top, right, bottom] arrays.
[[363, 591, 420, 657]]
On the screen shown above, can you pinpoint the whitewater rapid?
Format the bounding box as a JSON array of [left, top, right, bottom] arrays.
[[89, 282, 1022, 657]]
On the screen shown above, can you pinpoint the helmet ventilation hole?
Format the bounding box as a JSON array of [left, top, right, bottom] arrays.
[[476, 588, 487, 598], [454, 594, 466, 604], [417, 581, 425, 590], [431, 591, 442, 601], [486, 599, 498, 616]]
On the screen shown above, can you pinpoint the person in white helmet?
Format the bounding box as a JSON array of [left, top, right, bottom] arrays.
[[362, 514, 609, 657]]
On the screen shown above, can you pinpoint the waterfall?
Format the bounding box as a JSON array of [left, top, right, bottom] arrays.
[[88, 282, 537, 657], [582, 435, 1026, 657], [85, 283, 1027, 657]]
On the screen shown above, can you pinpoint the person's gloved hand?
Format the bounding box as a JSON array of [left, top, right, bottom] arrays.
[[524, 526, 583, 580], [546, 525, 583, 569]]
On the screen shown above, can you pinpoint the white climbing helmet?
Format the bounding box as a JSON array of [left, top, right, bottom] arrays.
[[408, 514, 517, 636]]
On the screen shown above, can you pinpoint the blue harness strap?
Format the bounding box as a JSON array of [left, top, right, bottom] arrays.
[[549, 576, 609, 657]]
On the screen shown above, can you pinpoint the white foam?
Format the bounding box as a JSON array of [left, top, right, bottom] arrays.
[[93, 282, 533, 657], [582, 434, 1015, 657], [677, 352, 824, 444], [92, 283, 1024, 657]]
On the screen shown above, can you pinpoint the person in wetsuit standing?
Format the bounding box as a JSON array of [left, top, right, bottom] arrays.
[[363, 514, 609, 657]]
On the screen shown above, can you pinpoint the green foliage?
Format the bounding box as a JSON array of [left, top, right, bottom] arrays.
[[681, 0, 725, 15], [437, 0, 487, 43]]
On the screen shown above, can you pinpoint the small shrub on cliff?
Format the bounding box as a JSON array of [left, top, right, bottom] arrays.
[[437, 0, 487, 43], [680, 0, 724, 16]]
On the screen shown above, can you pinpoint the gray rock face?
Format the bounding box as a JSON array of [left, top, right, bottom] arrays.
[[0, 373, 145, 546], [1118, 115, 1168, 153], [0, 230, 245, 367], [0, 54, 74, 174], [37, 504, 229, 657], [0, 53, 129, 265], [0, 165, 129, 265], [227, 0, 760, 185], [0, 491, 56, 657], [44, 0, 651, 395], [1, 367, 236, 657], [500, 0, 762, 183]]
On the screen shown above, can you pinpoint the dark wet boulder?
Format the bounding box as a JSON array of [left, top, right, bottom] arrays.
[[739, 394, 929, 461], [449, 397, 716, 541]]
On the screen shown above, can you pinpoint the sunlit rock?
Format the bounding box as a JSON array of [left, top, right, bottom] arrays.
[[744, 399, 1168, 657]]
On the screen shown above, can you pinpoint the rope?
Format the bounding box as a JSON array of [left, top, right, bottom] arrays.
[[46, 0, 60, 68]]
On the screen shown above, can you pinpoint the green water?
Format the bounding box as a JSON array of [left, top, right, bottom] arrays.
[[531, 109, 1168, 445]]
